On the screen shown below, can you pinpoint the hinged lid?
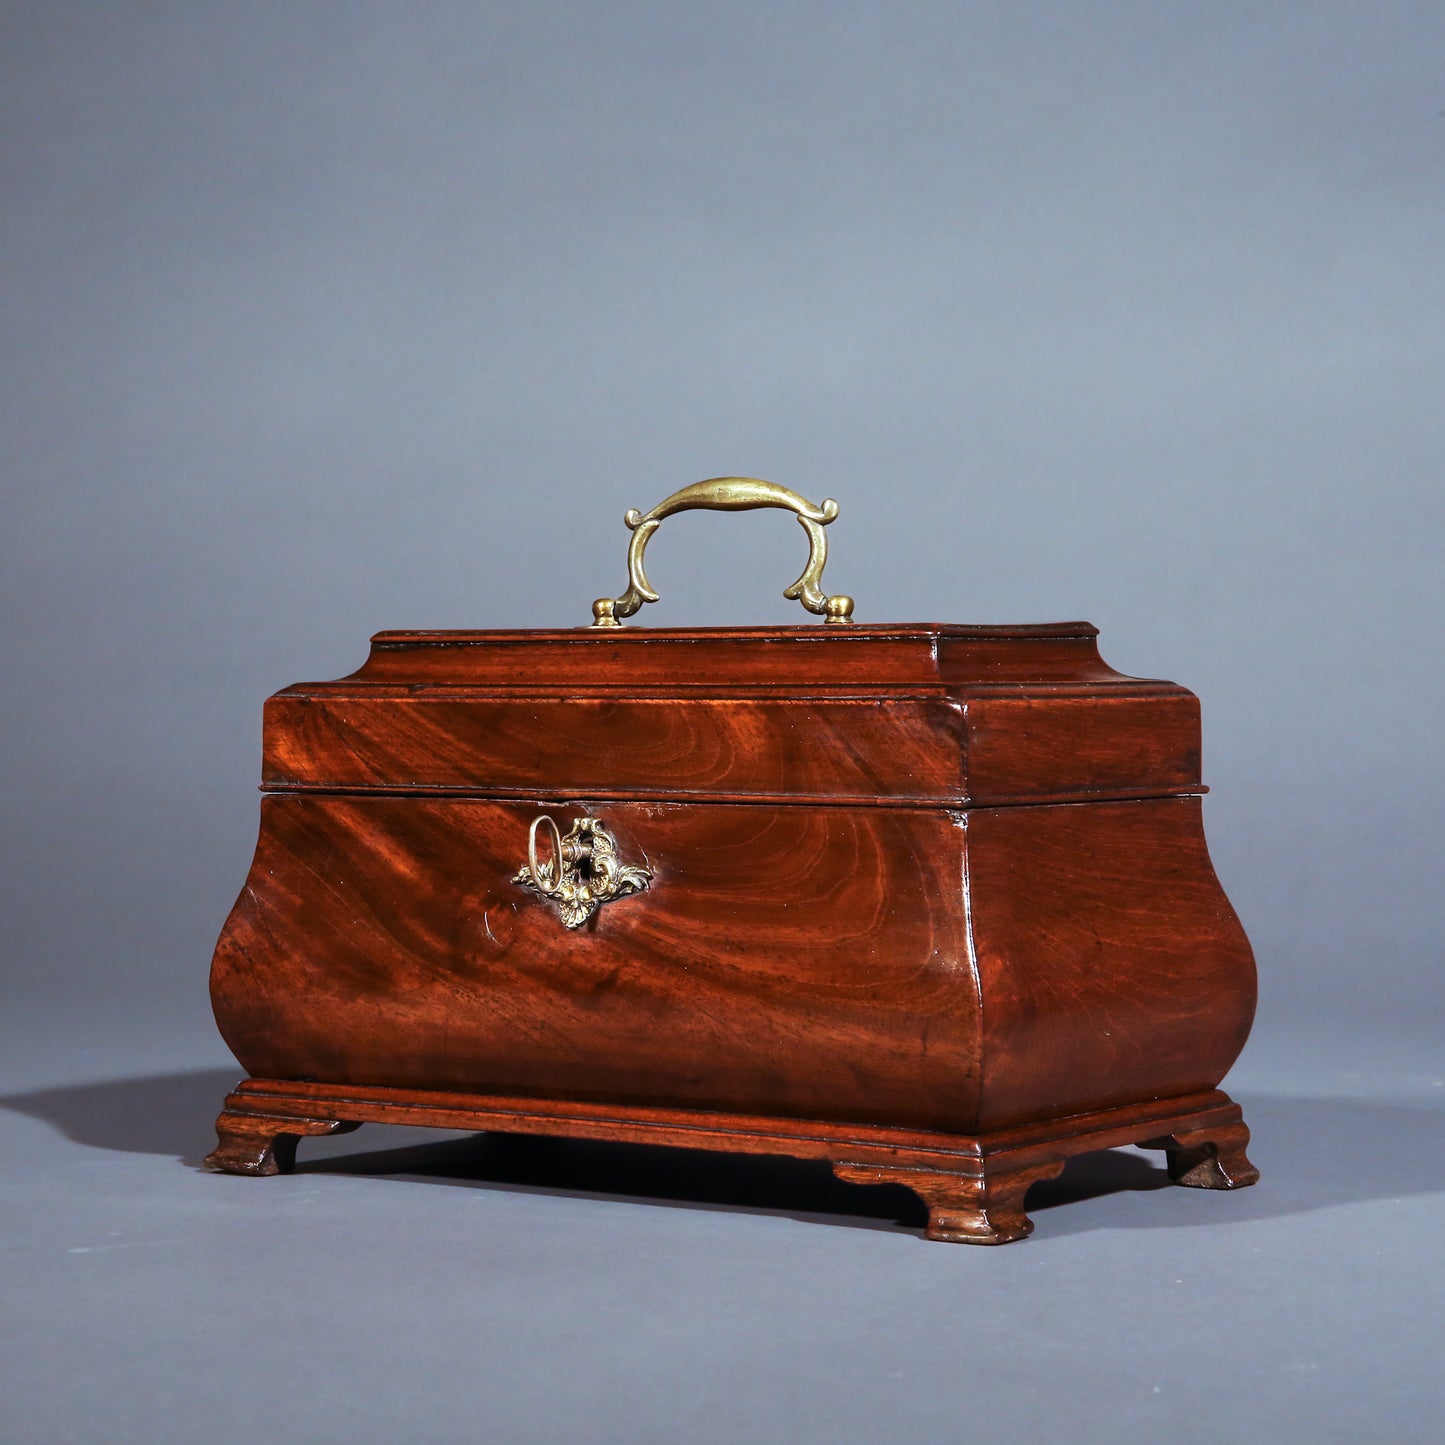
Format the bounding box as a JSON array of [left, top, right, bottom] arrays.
[[261, 481, 1204, 807]]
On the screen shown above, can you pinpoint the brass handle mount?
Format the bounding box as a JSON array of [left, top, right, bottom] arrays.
[[513, 814, 653, 929], [590, 477, 855, 628]]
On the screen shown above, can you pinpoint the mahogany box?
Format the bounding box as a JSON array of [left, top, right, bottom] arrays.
[[207, 480, 1258, 1243]]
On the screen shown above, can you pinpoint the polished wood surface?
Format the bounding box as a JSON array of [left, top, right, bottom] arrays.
[[206, 1080, 1257, 1244], [264, 696, 970, 802], [349, 622, 1120, 689], [262, 691, 1202, 805], [213, 796, 981, 1130], [212, 794, 1252, 1135], [968, 796, 1255, 1128], [208, 622, 1259, 1241], [264, 623, 1202, 806]]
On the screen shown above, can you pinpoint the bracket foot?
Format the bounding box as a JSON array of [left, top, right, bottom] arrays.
[[204, 1109, 360, 1176]]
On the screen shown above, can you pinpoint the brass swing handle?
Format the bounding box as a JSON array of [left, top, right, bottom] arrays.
[[590, 477, 855, 627]]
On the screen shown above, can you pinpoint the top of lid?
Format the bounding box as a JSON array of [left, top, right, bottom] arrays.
[[335, 621, 1161, 692]]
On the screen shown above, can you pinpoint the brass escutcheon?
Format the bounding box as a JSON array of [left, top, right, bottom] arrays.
[[513, 814, 653, 929]]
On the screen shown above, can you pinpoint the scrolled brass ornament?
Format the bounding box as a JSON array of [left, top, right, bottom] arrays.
[[513, 814, 653, 929], [590, 476, 855, 627]]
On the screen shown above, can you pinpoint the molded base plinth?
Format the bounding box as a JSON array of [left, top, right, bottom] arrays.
[[204, 1080, 1257, 1243]]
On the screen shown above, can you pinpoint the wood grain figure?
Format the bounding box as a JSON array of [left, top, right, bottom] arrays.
[[208, 621, 1259, 1242]]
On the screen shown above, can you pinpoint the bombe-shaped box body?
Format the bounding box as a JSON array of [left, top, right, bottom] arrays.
[[208, 621, 1258, 1243]]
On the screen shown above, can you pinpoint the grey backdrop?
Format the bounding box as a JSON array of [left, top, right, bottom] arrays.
[[3, 4, 1442, 1442]]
